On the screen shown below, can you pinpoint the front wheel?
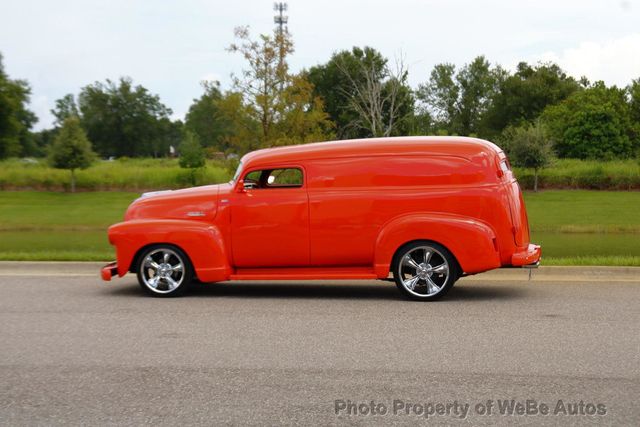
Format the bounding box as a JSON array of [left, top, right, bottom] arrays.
[[392, 242, 458, 301], [136, 245, 194, 297]]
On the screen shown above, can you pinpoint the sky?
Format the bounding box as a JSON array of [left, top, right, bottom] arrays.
[[1, 0, 639, 130]]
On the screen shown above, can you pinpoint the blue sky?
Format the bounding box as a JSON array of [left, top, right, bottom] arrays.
[[1, 0, 639, 130]]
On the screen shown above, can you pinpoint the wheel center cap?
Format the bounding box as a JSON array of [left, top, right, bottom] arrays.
[[417, 263, 432, 279], [158, 263, 172, 277]]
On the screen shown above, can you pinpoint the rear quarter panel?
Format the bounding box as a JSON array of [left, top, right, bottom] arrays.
[[374, 212, 502, 277]]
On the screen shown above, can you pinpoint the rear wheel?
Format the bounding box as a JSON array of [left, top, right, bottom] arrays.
[[136, 245, 193, 297], [392, 241, 458, 301]]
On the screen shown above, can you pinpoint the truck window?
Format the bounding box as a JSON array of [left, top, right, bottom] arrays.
[[243, 168, 303, 189]]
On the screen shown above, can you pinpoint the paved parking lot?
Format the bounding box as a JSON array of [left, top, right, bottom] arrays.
[[1, 263, 639, 425]]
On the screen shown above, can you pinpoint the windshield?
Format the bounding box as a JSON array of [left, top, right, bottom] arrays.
[[231, 161, 243, 183]]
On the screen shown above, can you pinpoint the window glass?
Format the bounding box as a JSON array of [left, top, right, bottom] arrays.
[[231, 161, 243, 183], [242, 168, 303, 189], [267, 168, 303, 187]]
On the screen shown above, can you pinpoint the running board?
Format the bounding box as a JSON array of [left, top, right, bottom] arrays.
[[230, 267, 378, 281]]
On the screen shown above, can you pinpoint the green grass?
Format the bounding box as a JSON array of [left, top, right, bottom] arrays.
[[541, 256, 640, 266], [524, 191, 640, 265], [0, 192, 139, 230], [0, 190, 638, 265], [524, 190, 640, 233], [0, 192, 136, 260], [0, 157, 232, 191]]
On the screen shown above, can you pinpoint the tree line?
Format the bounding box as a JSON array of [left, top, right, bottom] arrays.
[[1, 27, 639, 164]]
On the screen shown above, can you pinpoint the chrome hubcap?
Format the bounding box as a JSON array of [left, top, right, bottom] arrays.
[[398, 246, 450, 297], [140, 248, 184, 294]]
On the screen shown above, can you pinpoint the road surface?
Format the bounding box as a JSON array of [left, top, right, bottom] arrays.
[[1, 263, 639, 425]]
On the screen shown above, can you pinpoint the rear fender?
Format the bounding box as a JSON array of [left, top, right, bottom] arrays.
[[108, 219, 230, 282], [374, 213, 501, 277]]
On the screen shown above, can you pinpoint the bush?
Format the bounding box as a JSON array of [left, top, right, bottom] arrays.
[[513, 159, 640, 190]]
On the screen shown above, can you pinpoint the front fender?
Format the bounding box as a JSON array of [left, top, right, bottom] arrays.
[[108, 219, 230, 282], [373, 213, 501, 277]]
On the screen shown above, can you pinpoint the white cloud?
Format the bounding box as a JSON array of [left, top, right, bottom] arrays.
[[536, 33, 640, 87], [30, 95, 55, 129]]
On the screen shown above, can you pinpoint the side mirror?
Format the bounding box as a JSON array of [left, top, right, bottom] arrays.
[[236, 180, 246, 193]]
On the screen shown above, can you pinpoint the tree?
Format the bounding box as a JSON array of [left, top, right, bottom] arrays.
[[48, 117, 95, 192], [228, 26, 333, 148], [501, 122, 554, 192], [542, 82, 636, 159], [228, 26, 292, 146], [334, 53, 412, 137], [179, 131, 205, 186], [417, 56, 504, 136], [185, 81, 226, 150], [482, 62, 581, 137], [630, 78, 640, 123], [308, 47, 400, 138], [51, 94, 79, 126], [214, 90, 260, 155], [271, 75, 334, 145], [76, 77, 173, 157], [629, 78, 640, 152], [0, 52, 37, 158], [416, 63, 458, 133]]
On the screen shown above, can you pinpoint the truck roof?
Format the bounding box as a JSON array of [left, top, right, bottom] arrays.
[[241, 136, 503, 166]]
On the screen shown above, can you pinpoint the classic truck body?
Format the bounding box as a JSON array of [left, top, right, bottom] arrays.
[[102, 136, 540, 299]]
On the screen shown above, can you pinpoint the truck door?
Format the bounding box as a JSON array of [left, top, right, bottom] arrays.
[[230, 167, 310, 267]]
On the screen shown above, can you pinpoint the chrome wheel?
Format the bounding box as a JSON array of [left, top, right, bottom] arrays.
[[397, 245, 450, 298], [139, 248, 185, 294]]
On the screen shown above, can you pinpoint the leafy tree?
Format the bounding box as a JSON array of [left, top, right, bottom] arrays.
[[417, 56, 504, 136], [76, 77, 173, 157], [48, 117, 95, 192], [185, 81, 227, 150], [228, 26, 333, 147], [416, 63, 458, 133], [214, 91, 260, 155], [630, 78, 640, 123], [29, 128, 57, 157], [334, 54, 413, 137], [179, 131, 205, 185], [455, 56, 506, 136], [228, 26, 292, 146], [307, 47, 393, 138], [0, 52, 37, 158], [403, 109, 433, 136], [629, 78, 640, 152], [51, 94, 79, 126], [482, 62, 581, 137], [501, 122, 554, 192], [271, 75, 334, 145], [542, 82, 636, 159]]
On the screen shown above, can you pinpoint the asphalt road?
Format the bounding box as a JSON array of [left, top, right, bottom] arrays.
[[1, 263, 639, 425]]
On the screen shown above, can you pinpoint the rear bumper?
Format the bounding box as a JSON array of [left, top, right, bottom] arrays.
[[511, 244, 541, 267], [101, 261, 118, 281]]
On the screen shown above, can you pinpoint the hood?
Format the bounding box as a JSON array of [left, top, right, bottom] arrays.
[[125, 184, 220, 221]]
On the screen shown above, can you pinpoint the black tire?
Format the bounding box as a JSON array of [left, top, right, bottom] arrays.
[[392, 241, 458, 301], [135, 244, 194, 297]]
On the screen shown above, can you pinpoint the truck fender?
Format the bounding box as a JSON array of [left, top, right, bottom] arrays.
[[108, 219, 230, 283], [373, 212, 501, 277]]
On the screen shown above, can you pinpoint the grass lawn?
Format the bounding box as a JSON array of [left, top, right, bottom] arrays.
[[0, 190, 638, 265], [0, 192, 138, 261]]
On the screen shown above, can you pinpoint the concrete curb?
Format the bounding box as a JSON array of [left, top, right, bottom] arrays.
[[0, 261, 638, 282]]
